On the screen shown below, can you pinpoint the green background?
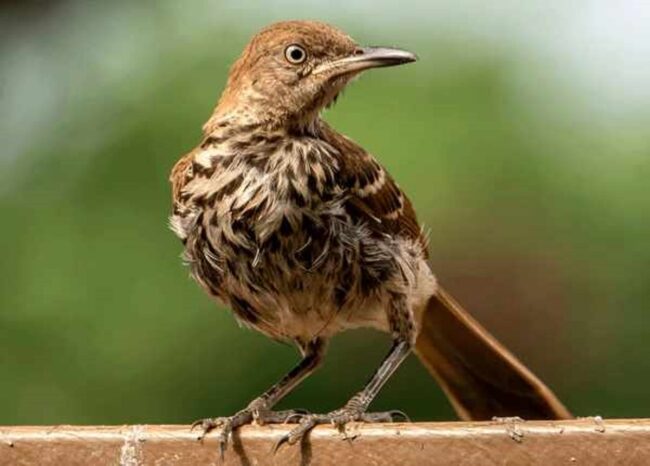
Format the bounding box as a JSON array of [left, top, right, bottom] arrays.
[[1, 1, 649, 425]]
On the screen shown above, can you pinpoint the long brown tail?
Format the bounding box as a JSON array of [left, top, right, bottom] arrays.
[[414, 286, 572, 420]]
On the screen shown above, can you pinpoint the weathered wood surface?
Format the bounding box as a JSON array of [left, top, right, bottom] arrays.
[[2, 419, 649, 465]]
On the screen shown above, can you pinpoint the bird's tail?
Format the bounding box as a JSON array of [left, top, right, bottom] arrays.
[[414, 286, 572, 420]]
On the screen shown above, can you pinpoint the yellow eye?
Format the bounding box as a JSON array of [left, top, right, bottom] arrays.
[[285, 44, 307, 64]]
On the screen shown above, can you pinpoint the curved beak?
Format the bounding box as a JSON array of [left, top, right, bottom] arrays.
[[313, 46, 418, 76]]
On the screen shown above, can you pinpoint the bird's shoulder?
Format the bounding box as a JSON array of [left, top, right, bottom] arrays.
[[317, 121, 427, 255]]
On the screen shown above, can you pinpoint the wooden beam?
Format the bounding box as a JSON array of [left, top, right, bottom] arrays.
[[2, 419, 649, 465]]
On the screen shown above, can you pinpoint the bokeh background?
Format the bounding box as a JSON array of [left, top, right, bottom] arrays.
[[1, 0, 649, 425]]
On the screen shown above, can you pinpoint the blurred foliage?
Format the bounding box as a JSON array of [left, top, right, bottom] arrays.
[[1, 1, 649, 425]]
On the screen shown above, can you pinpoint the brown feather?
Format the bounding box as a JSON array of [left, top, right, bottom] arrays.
[[416, 287, 572, 420], [319, 122, 427, 254]]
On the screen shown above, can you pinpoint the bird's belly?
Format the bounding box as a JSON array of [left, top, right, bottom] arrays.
[[183, 202, 432, 341], [213, 215, 388, 338]]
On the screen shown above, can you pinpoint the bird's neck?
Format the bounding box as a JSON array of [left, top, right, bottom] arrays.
[[203, 109, 325, 139], [204, 83, 329, 136]]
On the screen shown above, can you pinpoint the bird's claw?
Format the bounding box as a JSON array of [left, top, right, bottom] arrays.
[[361, 409, 410, 423], [192, 408, 311, 458], [191, 414, 248, 459], [273, 408, 408, 452], [191, 417, 225, 436]]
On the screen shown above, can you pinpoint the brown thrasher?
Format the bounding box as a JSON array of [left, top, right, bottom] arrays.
[[169, 20, 571, 453]]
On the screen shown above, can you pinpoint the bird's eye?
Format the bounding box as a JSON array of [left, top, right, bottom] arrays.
[[285, 44, 307, 64]]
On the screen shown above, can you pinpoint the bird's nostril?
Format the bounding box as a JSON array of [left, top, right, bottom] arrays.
[[353, 47, 365, 56]]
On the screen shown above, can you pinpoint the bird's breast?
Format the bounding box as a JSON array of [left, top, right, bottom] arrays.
[[170, 131, 432, 340]]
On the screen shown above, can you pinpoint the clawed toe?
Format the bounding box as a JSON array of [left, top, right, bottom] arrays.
[[273, 408, 408, 452], [256, 408, 310, 424], [361, 409, 410, 423], [190, 417, 225, 439], [191, 411, 253, 458], [192, 408, 312, 458], [274, 416, 317, 452]]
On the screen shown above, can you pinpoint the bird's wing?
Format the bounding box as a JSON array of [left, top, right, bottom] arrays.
[[319, 122, 427, 254]]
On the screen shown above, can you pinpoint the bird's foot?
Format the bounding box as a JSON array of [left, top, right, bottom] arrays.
[[274, 406, 408, 452], [192, 399, 309, 458]]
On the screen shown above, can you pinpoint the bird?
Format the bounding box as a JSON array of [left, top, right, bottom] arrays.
[[169, 20, 572, 454]]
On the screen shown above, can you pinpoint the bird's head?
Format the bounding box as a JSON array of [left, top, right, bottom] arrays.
[[207, 20, 417, 133]]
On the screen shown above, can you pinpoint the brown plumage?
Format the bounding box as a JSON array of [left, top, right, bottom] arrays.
[[169, 20, 571, 455]]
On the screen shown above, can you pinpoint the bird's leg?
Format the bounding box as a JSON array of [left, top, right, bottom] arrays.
[[276, 295, 414, 449], [193, 338, 326, 456]]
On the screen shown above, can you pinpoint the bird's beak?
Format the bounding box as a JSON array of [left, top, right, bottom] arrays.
[[312, 46, 418, 77]]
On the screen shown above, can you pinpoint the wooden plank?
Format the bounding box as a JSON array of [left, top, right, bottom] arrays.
[[1, 419, 649, 465]]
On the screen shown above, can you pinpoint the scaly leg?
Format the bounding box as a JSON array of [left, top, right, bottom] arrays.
[[193, 337, 327, 457], [276, 295, 414, 449]]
